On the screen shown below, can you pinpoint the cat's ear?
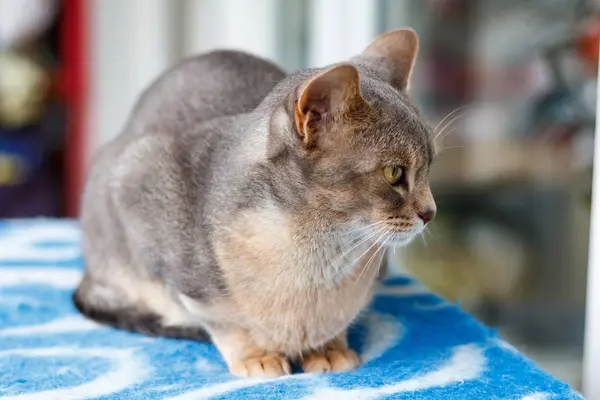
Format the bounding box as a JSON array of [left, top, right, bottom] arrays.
[[294, 63, 362, 149], [361, 28, 418, 92]]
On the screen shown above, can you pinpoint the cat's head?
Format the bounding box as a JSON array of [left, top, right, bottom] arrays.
[[268, 29, 435, 246]]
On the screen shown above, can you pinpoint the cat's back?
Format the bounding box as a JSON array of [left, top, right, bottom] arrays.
[[82, 51, 285, 267], [125, 50, 286, 135], [85, 50, 285, 215], [87, 50, 285, 183]]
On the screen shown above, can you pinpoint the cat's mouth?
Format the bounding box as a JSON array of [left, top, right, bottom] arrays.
[[381, 219, 425, 247], [386, 232, 418, 246], [344, 218, 425, 248]]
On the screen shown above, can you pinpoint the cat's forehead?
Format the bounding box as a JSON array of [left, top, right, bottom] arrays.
[[357, 79, 433, 167], [360, 77, 420, 119]]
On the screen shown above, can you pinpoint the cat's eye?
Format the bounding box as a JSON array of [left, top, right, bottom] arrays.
[[383, 166, 403, 186]]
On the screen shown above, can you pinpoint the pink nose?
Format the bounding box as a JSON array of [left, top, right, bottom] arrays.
[[418, 208, 436, 224]]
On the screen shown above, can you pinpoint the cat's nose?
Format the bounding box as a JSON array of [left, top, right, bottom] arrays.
[[418, 208, 436, 224]]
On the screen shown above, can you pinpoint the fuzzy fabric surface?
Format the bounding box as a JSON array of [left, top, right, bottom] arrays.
[[0, 220, 583, 399]]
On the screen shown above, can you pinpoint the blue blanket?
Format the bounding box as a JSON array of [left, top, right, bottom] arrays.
[[0, 220, 582, 399]]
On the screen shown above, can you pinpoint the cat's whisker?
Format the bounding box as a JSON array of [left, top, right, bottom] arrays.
[[329, 226, 384, 275], [374, 234, 394, 279], [420, 231, 428, 249], [358, 229, 392, 283], [421, 226, 433, 241], [436, 129, 460, 148], [320, 226, 375, 259], [341, 227, 384, 256], [349, 220, 387, 231], [434, 110, 468, 143], [356, 228, 391, 282], [343, 220, 387, 236], [434, 114, 465, 144], [432, 105, 468, 136], [335, 222, 379, 241], [341, 227, 387, 277], [436, 144, 464, 155]]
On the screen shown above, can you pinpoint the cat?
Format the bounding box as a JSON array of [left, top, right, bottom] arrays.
[[74, 29, 436, 378]]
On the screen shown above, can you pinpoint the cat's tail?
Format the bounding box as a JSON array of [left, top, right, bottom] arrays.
[[73, 275, 211, 341]]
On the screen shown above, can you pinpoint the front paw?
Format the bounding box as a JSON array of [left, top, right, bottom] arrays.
[[302, 348, 360, 373], [230, 354, 291, 378]]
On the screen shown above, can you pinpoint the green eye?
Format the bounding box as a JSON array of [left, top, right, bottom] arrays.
[[383, 166, 403, 185]]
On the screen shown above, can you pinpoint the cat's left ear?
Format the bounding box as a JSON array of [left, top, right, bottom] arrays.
[[361, 28, 419, 92], [294, 63, 362, 149]]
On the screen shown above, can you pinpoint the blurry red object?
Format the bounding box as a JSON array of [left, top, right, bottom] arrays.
[[576, 16, 600, 72], [61, 0, 88, 217]]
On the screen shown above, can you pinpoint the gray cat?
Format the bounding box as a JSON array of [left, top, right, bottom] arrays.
[[75, 29, 436, 377]]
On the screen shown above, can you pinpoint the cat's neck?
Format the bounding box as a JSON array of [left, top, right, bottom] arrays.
[[300, 228, 385, 287], [288, 210, 384, 286]]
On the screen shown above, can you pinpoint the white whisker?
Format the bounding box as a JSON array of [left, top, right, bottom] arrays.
[[344, 220, 387, 235], [434, 110, 468, 142], [357, 229, 392, 282], [436, 129, 460, 147], [342, 227, 384, 255], [436, 144, 464, 155], [374, 234, 394, 279], [432, 105, 468, 136], [343, 227, 386, 277], [329, 226, 385, 277], [420, 231, 428, 249]]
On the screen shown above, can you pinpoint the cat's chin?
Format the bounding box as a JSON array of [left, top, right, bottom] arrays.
[[387, 233, 418, 247], [384, 220, 426, 247]]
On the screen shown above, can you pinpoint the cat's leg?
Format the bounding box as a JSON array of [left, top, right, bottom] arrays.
[[301, 331, 360, 373], [209, 327, 291, 378]]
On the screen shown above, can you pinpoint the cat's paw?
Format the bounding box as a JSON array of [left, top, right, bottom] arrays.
[[302, 348, 360, 373], [230, 354, 291, 378]]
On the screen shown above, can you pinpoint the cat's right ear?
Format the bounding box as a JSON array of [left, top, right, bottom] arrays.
[[360, 28, 419, 92], [294, 64, 362, 149]]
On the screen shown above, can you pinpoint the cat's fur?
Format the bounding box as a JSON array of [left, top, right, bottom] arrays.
[[75, 29, 436, 377]]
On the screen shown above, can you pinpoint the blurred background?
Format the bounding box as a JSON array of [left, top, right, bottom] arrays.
[[1, 0, 598, 393]]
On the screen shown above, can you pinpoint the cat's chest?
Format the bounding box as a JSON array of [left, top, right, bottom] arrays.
[[215, 207, 381, 350], [216, 205, 378, 292], [231, 257, 377, 352]]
